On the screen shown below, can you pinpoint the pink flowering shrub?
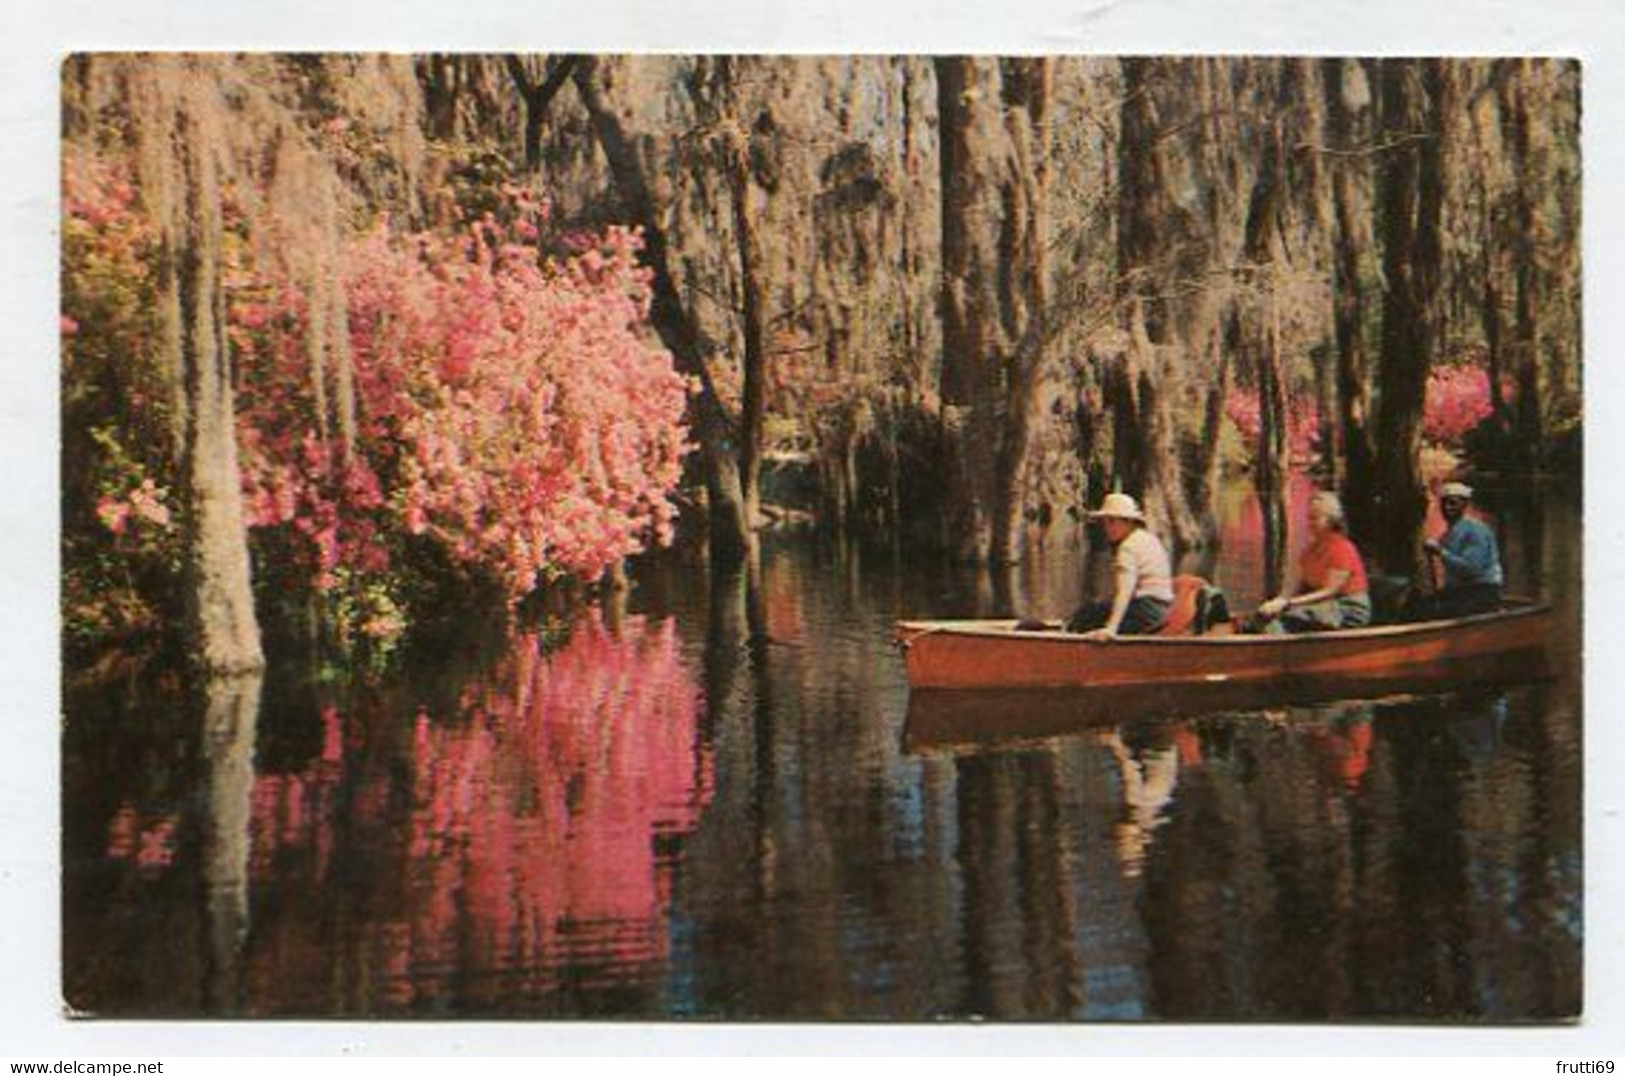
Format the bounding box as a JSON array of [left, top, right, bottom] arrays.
[[96, 478, 172, 535], [233, 191, 691, 636], [65, 139, 691, 653], [1423, 365, 1497, 447], [1225, 390, 1322, 462], [62, 149, 181, 644], [348, 211, 690, 598], [1223, 363, 1503, 472], [61, 148, 159, 411]]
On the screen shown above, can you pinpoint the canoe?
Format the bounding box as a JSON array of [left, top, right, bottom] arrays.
[[894, 599, 1552, 692]]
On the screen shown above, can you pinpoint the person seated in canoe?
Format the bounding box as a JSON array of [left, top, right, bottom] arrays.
[[1423, 481, 1504, 618], [1066, 492, 1174, 639], [1253, 490, 1372, 634]]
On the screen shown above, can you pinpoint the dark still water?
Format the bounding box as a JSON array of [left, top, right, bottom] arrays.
[[62, 484, 1582, 1021]]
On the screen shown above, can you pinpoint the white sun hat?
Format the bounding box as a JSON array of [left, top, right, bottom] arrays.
[[1088, 492, 1146, 522]]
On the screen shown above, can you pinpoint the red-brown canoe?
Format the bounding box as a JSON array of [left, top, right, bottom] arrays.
[[894, 599, 1552, 692]]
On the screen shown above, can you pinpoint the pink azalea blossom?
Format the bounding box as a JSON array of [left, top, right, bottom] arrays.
[[233, 198, 689, 608], [96, 497, 131, 535]]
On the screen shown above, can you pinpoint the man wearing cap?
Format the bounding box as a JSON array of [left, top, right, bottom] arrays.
[[1424, 482, 1504, 617], [1067, 493, 1174, 639]]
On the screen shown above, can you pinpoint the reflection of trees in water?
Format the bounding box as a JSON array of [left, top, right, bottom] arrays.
[[1457, 684, 1581, 1018], [655, 537, 1578, 1021], [64, 669, 237, 1015], [919, 734, 1172, 1021], [199, 674, 262, 1016], [673, 547, 974, 1017], [954, 751, 1078, 1018], [1133, 688, 1578, 1021], [64, 510, 1580, 1019]]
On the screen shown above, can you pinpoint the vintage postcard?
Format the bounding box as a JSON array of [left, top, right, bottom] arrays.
[[56, 51, 1585, 1028]]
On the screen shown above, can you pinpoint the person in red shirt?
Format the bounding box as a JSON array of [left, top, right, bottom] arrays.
[[1255, 490, 1372, 633]]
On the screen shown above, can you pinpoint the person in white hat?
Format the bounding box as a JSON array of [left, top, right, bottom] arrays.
[[1066, 492, 1174, 638], [1423, 481, 1503, 617]]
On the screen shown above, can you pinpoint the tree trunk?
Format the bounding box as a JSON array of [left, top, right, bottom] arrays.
[[898, 58, 937, 405], [1113, 58, 1202, 551], [1257, 286, 1291, 596], [569, 57, 755, 564], [199, 671, 262, 1012], [991, 57, 1052, 565], [1483, 243, 1508, 426], [934, 56, 1005, 564], [725, 157, 767, 530], [172, 101, 265, 674], [1120, 302, 1197, 552], [718, 59, 772, 533], [1189, 321, 1234, 542], [1502, 59, 1545, 469], [419, 54, 460, 141], [1373, 58, 1450, 579], [504, 55, 580, 172], [1239, 59, 1300, 597], [1323, 58, 1378, 547]]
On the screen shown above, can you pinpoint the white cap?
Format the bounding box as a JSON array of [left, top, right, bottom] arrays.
[[1440, 481, 1474, 500]]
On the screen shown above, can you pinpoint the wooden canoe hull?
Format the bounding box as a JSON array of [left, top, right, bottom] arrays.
[[895, 601, 1552, 691]]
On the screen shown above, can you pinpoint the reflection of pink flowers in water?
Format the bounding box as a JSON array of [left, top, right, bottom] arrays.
[[105, 805, 179, 869], [246, 612, 710, 1008], [765, 565, 807, 644]]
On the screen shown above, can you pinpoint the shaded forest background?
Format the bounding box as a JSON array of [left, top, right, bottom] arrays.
[[60, 54, 1581, 674]]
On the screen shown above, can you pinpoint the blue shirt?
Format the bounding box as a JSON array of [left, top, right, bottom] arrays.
[[1438, 516, 1503, 588]]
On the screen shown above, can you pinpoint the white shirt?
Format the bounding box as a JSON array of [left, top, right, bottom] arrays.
[[1115, 527, 1175, 603]]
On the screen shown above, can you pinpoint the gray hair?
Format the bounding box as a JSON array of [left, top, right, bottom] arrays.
[[1310, 490, 1347, 530]]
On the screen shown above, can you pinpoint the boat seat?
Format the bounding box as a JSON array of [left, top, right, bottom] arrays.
[[1157, 575, 1210, 637], [1368, 574, 1415, 625]]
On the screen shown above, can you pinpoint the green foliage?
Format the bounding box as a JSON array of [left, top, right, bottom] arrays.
[[61, 148, 182, 649], [62, 429, 184, 649]]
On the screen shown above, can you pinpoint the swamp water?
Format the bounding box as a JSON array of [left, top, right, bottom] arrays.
[[63, 483, 1581, 1020]]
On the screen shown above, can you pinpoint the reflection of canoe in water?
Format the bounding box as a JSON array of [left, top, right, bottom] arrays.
[[902, 660, 1550, 753], [894, 599, 1552, 692]]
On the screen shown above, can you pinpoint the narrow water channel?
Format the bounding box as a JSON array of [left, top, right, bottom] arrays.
[[62, 480, 1581, 1020]]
